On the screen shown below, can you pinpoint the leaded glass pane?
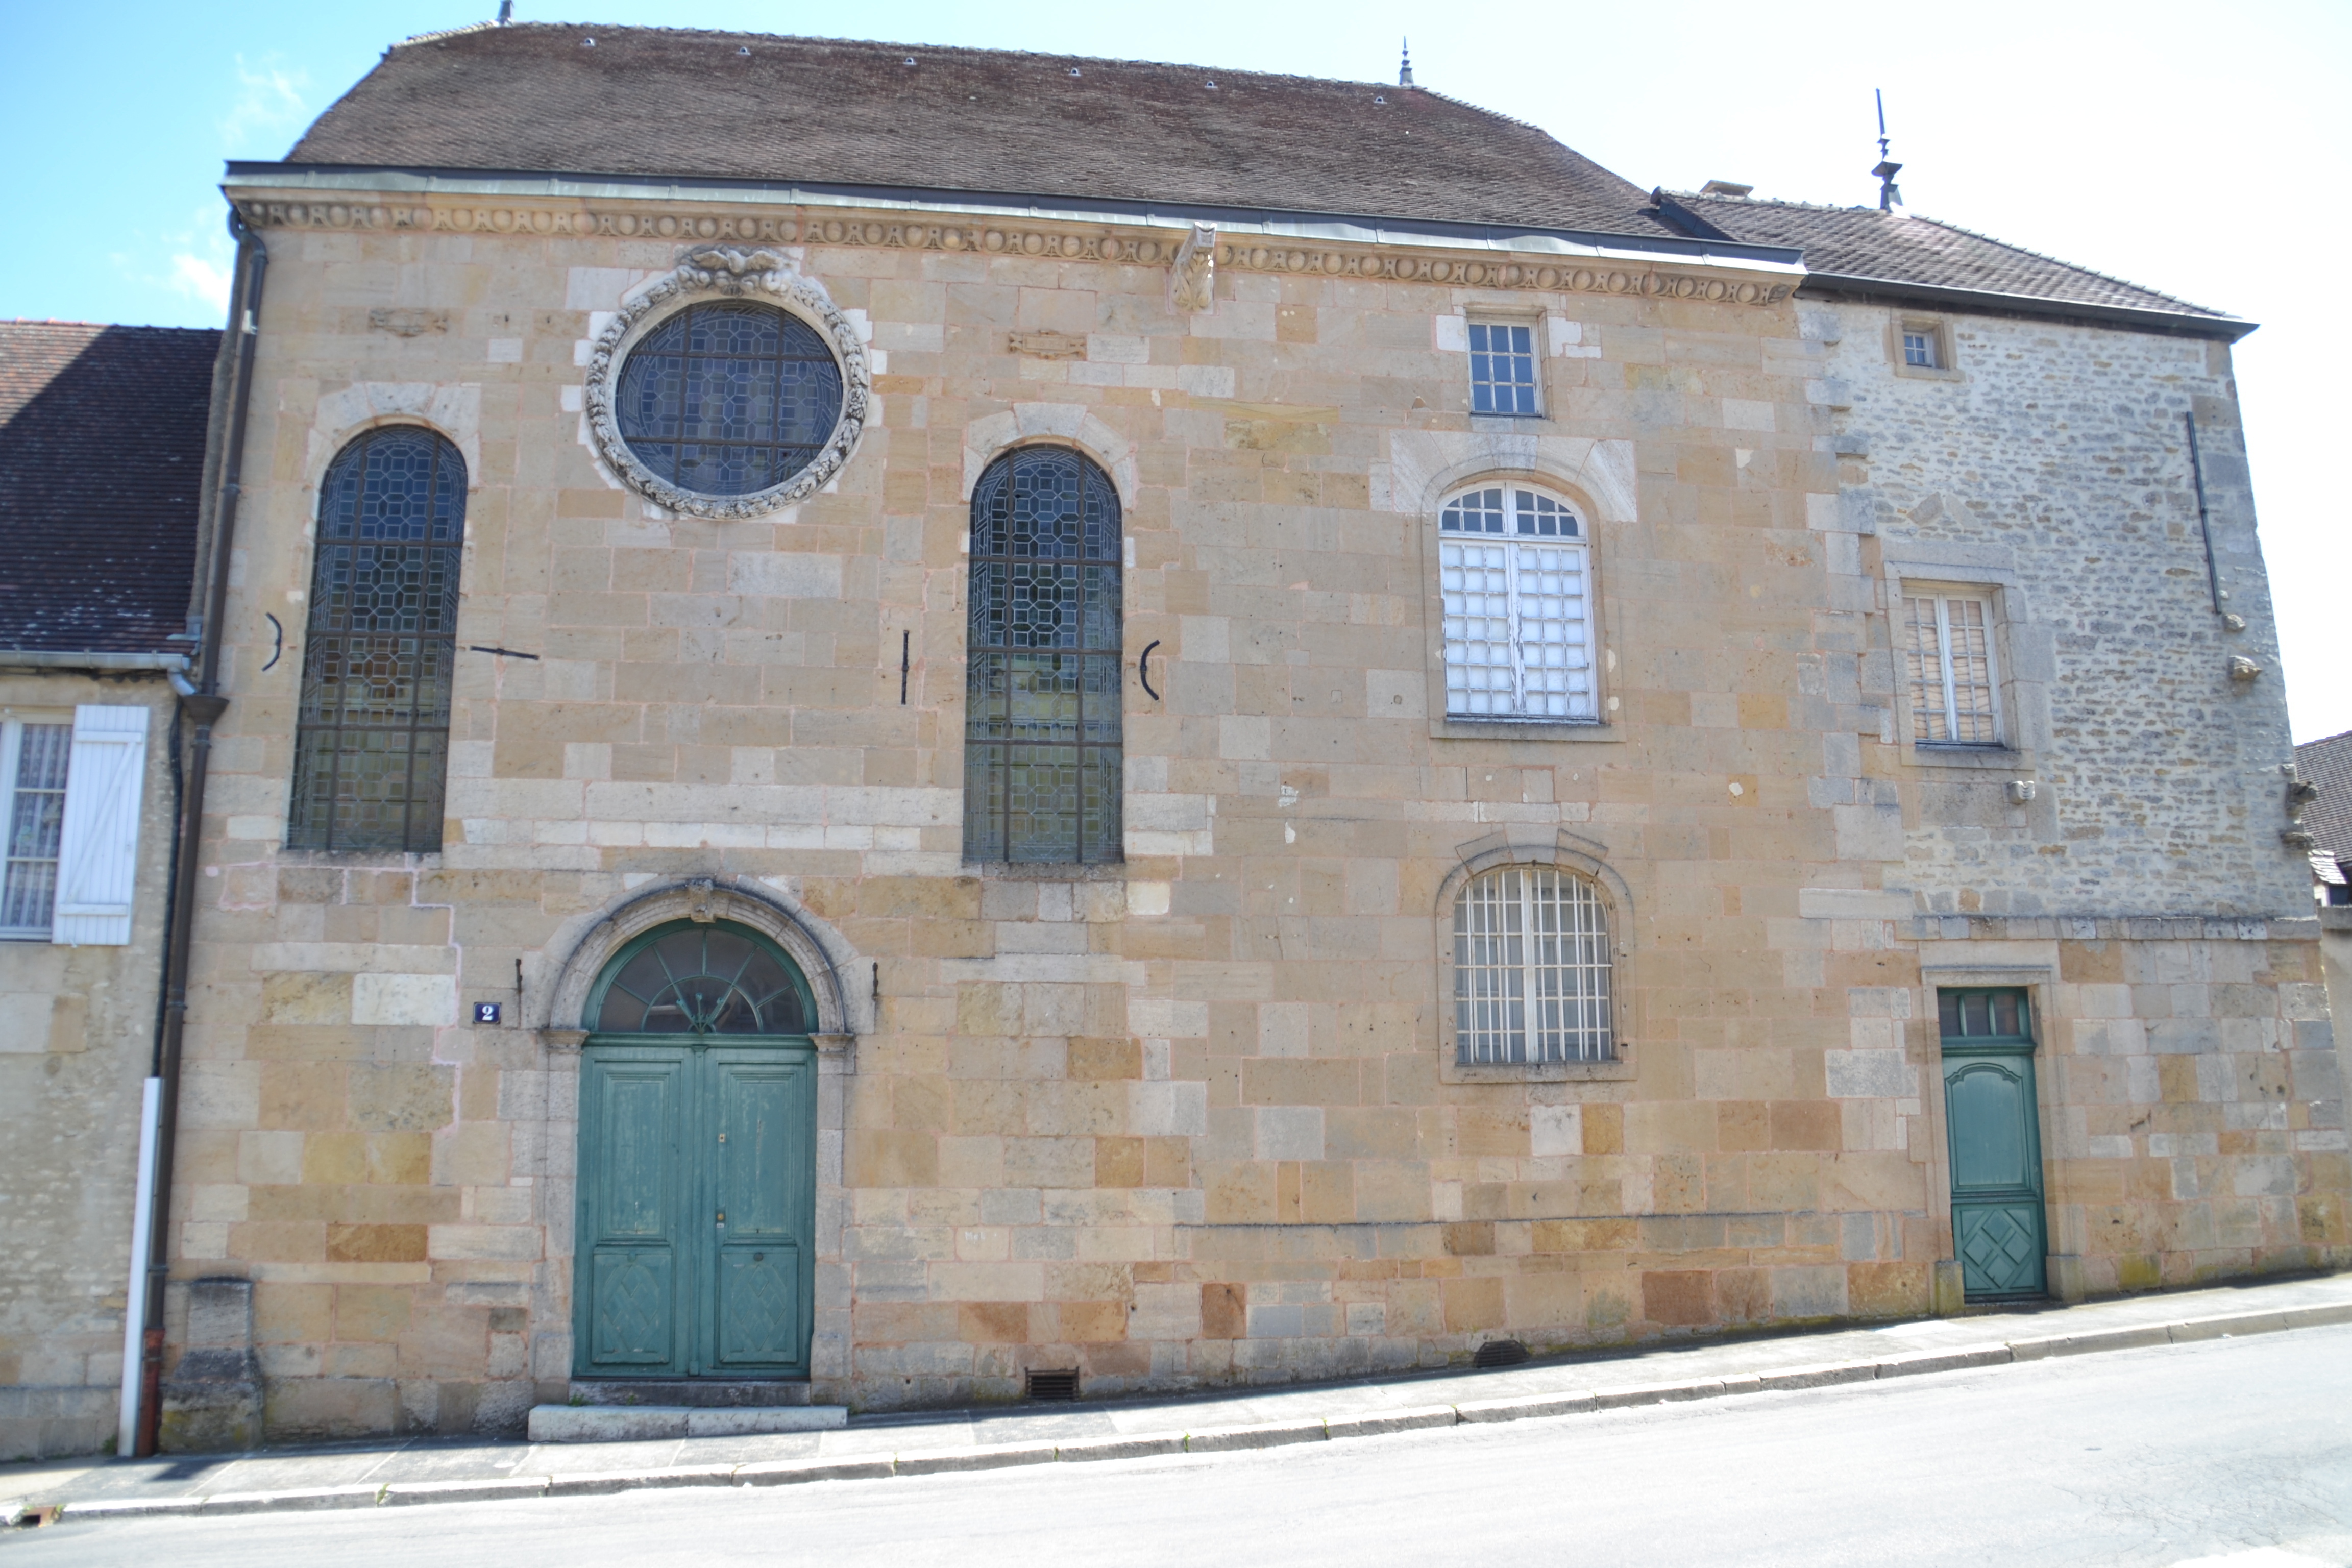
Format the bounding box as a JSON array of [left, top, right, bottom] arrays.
[[966, 450, 1122, 864], [289, 428, 465, 853], [1455, 868, 1612, 1063], [592, 925, 811, 1035], [615, 303, 843, 497]]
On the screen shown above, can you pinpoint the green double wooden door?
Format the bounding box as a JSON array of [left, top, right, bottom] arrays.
[[573, 922, 819, 1380], [1940, 989, 2048, 1301]]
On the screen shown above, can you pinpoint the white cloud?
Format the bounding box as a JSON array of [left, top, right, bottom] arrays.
[[169, 250, 233, 314], [220, 54, 312, 156]]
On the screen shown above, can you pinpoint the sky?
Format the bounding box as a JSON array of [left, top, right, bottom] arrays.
[[2, 0, 2343, 740]]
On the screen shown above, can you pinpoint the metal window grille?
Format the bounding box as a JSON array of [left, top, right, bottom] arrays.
[[1468, 321, 1540, 415], [1902, 330, 1938, 369], [965, 449, 1123, 863], [1440, 488, 1594, 719], [1901, 595, 1998, 744], [288, 427, 467, 853], [1454, 867, 1613, 1063], [0, 721, 70, 934], [615, 302, 844, 497]]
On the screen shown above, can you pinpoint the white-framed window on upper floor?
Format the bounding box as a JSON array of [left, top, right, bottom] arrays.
[[1891, 315, 1959, 380], [1467, 319, 1542, 416], [1901, 592, 2001, 746], [1, 717, 71, 937], [2, 705, 148, 944], [1438, 484, 1597, 721]]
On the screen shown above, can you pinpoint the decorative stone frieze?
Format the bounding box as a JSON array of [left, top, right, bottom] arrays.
[[228, 197, 1796, 307], [580, 247, 870, 519]]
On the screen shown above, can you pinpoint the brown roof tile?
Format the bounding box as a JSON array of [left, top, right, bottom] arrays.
[[0, 321, 218, 655], [288, 25, 1662, 234], [1660, 191, 2236, 323]]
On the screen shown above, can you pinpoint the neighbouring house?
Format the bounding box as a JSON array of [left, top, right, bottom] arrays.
[[0, 320, 220, 1458], [79, 23, 2343, 1446], [2297, 730, 2352, 1108]]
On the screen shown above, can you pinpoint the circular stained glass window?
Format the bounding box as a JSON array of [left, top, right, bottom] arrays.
[[614, 302, 844, 498]]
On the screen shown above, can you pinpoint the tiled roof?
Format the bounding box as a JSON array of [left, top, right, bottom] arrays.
[[287, 25, 1664, 235], [2297, 730, 2352, 862], [1658, 191, 2236, 324], [0, 322, 218, 656]]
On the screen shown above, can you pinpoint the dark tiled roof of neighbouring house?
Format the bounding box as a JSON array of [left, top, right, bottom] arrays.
[[2298, 730, 2352, 862], [285, 24, 1668, 236], [1656, 190, 2239, 327], [0, 322, 218, 655]]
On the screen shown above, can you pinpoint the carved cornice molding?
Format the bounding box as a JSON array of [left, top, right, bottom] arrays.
[[580, 247, 870, 520], [229, 198, 1795, 308]]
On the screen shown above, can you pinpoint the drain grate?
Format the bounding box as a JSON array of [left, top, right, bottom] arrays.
[[1473, 1338, 1531, 1369], [1025, 1368, 1080, 1402]]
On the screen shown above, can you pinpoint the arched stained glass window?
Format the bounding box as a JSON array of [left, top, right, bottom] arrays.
[[590, 923, 812, 1035], [288, 426, 466, 852], [964, 447, 1123, 864], [1454, 867, 1613, 1063], [614, 302, 844, 497]]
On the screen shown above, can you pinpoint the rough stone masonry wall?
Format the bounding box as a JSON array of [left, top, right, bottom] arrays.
[[0, 673, 178, 1460], [1808, 302, 2345, 1297], [160, 197, 2342, 1442]]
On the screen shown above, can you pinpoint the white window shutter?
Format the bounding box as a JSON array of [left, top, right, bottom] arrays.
[[52, 705, 149, 946]]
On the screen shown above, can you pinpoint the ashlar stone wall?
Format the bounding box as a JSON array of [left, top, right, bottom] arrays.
[[158, 190, 2346, 1440]]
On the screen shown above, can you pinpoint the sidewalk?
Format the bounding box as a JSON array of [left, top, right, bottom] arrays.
[[10, 1271, 2349, 1527]]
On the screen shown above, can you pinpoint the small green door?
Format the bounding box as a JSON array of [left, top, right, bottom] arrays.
[[575, 922, 819, 1379], [1940, 988, 2048, 1300]]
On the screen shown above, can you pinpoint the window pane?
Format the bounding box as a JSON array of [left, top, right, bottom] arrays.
[[592, 926, 809, 1035], [1440, 540, 1515, 715], [1944, 599, 1997, 743], [1511, 543, 1595, 719], [290, 428, 465, 852], [1441, 489, 1505, 534], [1454, 869, 1527, 1062], [1468, 322, 1539, 415], [1900, 596, 1951, 743], [615, 302, 843, 497], [967, 450, 1122, 864], [1524, 869, 1612, 1061], [2, 723, 70, 931], [1903, 331, 1935, 368]]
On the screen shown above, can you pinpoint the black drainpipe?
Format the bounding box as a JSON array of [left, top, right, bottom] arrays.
[[136, 208, 266, 1457]]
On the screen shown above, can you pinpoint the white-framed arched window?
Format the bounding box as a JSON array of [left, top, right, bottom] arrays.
[[1452, 865, 1612, 1063], [1437, 484, 1596, 721]]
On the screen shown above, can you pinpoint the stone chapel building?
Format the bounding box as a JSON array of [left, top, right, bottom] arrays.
[[122, 22, 2341, 1441]]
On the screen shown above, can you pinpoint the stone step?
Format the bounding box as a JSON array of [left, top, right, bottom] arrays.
[[569, 1378, 814, 1407], [529, 1403, 848, 1442]]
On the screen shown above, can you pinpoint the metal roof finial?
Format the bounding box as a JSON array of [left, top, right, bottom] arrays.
[[496, 0, 512, 22], [1399, 38, 1414, 88], [1872, 88, 1904, 211]]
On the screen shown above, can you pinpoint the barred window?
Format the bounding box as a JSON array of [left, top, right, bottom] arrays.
[[965, 448, 1123, 863], [289, 427, 466, 853], [1453, 867, 1613, 1063], [1439, 486, 1595, 720], [1468, 321, 1540, 415], [614, 302, 844, 498], [1901, 593, 1999, 745]]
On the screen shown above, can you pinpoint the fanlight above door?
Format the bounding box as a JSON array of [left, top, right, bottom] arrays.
[[592, 925, 810, 1035]]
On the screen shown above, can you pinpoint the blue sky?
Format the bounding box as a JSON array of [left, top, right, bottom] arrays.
[[4, 1, 2344, 739]]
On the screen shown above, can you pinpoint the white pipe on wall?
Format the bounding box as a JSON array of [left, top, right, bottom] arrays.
[[117, 1076, 161, 1457]]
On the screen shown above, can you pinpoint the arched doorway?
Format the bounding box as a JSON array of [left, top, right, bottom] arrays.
[[572, 920, 818, 1380]]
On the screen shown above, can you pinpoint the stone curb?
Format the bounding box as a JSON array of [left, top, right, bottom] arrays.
[[30, 1299, 2351, 1528]]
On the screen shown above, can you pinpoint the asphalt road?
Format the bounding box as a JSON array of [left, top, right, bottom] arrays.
[[20, 1325, 2352, 1567]]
